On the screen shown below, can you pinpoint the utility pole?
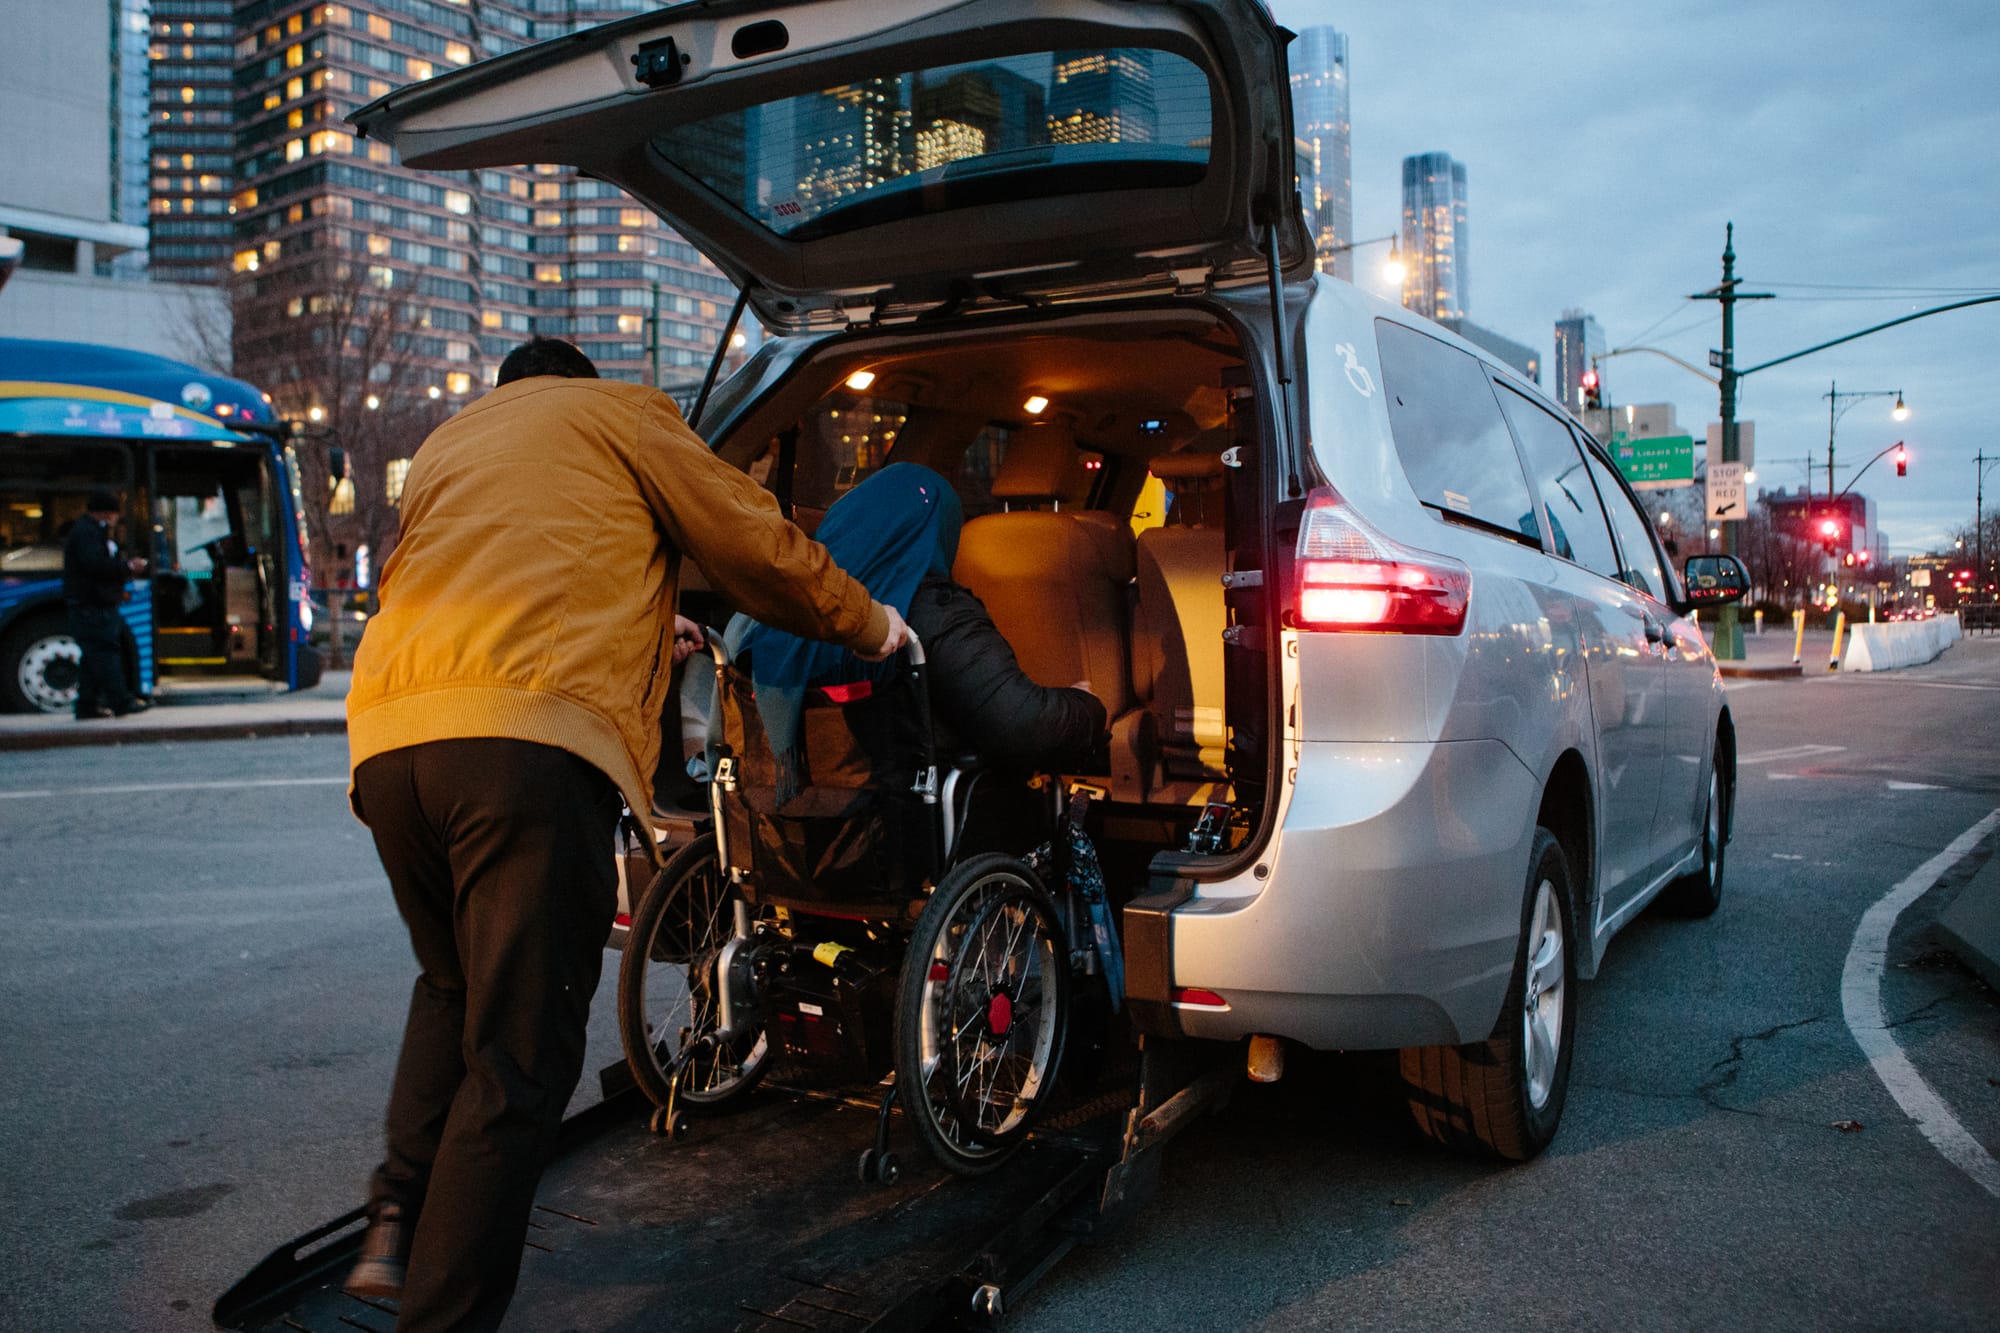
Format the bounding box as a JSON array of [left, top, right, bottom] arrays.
[[1690, 223, 1772, 660], [1980, 448, 1993, 605]]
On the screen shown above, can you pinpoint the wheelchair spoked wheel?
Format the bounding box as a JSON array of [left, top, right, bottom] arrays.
[[617, 833, 771, 1110], [894, 853, 1071, 1177]]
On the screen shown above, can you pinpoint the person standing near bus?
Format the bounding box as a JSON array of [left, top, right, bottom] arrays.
[[342, 337, 908, 1332], [61, 490, 148, 720]]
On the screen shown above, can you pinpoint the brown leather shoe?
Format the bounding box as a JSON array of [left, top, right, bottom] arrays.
[[342, 1203, 408, 1300]]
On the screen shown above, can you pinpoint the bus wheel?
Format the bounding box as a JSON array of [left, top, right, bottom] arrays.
[[1, 612, 82, 714]]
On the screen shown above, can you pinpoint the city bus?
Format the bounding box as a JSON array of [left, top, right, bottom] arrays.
[[0, 338, 319, 712]]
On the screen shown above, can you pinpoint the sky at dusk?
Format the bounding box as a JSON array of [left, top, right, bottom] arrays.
[[1268, 0, 2000, 554]]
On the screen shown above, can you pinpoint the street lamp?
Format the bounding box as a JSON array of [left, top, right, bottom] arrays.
[[1824, 381, 1906, 502], [1324, 233, 1405, 286]]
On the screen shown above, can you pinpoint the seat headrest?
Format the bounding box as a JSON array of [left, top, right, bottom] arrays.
[[1148, 451, 1226, 484], [992, 422, 1081, 501]]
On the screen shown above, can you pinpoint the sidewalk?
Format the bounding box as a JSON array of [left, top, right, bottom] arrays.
[[0, 672, 349, 751], [1702, 621, 1833, 679]]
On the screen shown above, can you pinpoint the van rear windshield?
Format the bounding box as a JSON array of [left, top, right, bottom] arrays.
[[654, 48, 1212, 241]]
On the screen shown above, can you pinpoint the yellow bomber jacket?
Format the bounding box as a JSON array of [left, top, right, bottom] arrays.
[[346, 375, 888, 821]]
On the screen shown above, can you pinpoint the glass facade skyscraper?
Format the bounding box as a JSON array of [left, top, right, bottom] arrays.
[[147, 0, 238, 283], [1552, 309, 1605, 418], [1288, 26, 1351, 281], [1400, 151, 1467, 321]]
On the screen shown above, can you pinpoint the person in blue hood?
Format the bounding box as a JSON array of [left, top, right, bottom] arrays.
[[730, 463, 1104, 792]]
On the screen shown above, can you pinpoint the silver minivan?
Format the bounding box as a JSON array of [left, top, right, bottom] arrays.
[[357, 0, 1747, 1161]]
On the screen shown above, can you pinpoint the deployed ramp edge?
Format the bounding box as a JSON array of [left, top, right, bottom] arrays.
[[212, 1043, 1231, 1331]]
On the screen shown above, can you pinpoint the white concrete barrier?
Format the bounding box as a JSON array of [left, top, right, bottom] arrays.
[[1842, 614, 1962, 672]]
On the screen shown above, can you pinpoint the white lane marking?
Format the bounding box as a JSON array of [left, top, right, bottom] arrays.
[[1773, 853, 1805, 860], [1893, 682, 2000, 692], [1887, 781, 1942, 791], [1740, 744, 1845, 764], [1840, 808, 2000, 1200], [0, 777, 347, 801], [1767, 773, 1804, 781]]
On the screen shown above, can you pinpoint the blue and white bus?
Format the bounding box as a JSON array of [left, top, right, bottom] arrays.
[[0, 339, 319, 712]]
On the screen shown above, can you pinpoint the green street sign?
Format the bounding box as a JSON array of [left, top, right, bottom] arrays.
[[1611, 432, 1695, 490]]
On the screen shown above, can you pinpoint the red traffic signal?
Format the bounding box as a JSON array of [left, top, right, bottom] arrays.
[[1858, 550, 1871, 565], [1895, 444, 1908, 477], [1581, 369, 1602, 411]]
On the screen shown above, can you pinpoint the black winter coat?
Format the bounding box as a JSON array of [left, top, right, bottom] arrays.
[[905, 575, 1106, 766], [62, 514, 129, 609]]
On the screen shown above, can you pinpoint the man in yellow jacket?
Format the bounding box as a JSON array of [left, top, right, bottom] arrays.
[[342, 338, 907, 1331]]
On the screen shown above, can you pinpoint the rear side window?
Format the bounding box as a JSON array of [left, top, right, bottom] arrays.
[[1581, 447, 1667, 602], [1375, 320, 1540, 544], [1493, 384, 1619, 578]]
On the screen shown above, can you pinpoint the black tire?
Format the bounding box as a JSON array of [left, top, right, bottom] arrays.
[[894, 853, 1072, 1177], [294, 642, 324, 691], [1400, 828, 1576, 1161], [0, 611, 81, 714], [616, 834, 770, 1110], [1658, 763, 1728, 918]]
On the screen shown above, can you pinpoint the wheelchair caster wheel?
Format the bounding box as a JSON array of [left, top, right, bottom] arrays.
[[971, 1283, 1004, 1320], [649, 1107, 688, 1139], [857, 1148, 901, 1185]]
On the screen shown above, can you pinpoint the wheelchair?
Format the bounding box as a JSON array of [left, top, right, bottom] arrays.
[[616, 631, 1099, 1178]]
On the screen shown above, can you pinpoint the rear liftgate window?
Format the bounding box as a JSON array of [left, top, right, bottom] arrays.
[[1374, 320, 1540, 544], [654, 49, 1213, 240]]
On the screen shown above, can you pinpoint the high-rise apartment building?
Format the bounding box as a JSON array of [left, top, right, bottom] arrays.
[[223, 0, 740, 401], [148, 1, 239, 283], [1048, 50, 1157, 145], [1289, 26, 1352, 280], [1552, 309, 1605, 418], [1400, 151, 1467, 321], [0, 0, 225, 355]]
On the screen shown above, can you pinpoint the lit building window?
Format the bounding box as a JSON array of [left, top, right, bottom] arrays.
[[616, 313, 643, 335], [619, 208, 647, 229], [330, 477, 356, 515], [409, 58, 433, 80], [233, 249, 259, 272], [481, 310, 502, 328], [285, 138, 304, 162], [366, 233, 390, 255], [286, 76, 304, 99], [444, 190, 471, 215], [284, 43, 303, 69], [445, 41, 471, 65], [385, 458, 411, 504], [535, 264, 563, 283], [534, 208, 563, 226]]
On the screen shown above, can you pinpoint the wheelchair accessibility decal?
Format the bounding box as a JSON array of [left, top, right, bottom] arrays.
[[1335, 342, 1374, 398]]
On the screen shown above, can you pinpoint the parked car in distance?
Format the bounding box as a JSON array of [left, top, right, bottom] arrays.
[[355, 0, 1750, 1162]]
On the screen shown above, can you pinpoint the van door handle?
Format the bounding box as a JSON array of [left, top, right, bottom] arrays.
[[1643, 616, 1666, 646]]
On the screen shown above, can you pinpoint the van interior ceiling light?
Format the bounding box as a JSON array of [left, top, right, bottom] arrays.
[[1022, 395, 1049, 415], [1294, 487, 1471, 635], [844, 369, 876, 392]]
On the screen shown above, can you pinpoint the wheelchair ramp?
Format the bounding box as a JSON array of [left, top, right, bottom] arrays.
[[213, 1081, 1119, 1332]]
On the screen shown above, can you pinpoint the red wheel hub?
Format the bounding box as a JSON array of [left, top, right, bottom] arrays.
[[987, 990, 1013, 1037]]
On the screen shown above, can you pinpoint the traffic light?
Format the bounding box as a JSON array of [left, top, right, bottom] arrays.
[[1895, 444, 1907, 477], [1817, 515, 1842, 552], [1581, 369, 1602, 411], [1843, 552, 1856, 567]]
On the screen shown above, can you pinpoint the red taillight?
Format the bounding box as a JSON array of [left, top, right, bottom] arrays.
[[1171, 987, 1229, 1009], [1294, 487, 1471, 635]]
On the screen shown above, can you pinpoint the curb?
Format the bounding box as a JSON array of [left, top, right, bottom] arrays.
[[1717, 662, 1805, 680], [0, 717, 348, 752]]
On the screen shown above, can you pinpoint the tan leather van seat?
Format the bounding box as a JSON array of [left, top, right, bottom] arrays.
[[1133, 452, 1227, 778], [953, 423, 1151, 795]]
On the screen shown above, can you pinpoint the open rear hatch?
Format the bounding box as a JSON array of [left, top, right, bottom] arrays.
[[351, 0, 1311, 333]]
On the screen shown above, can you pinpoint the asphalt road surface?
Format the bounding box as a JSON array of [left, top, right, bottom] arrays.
[[3, 639, 1997, 1331]]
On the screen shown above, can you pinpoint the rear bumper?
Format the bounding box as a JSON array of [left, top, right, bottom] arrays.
[[1127, 738, 1538, 1049]]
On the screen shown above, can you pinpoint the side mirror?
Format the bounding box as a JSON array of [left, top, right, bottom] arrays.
[[1681, 553, 1749, 608]]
